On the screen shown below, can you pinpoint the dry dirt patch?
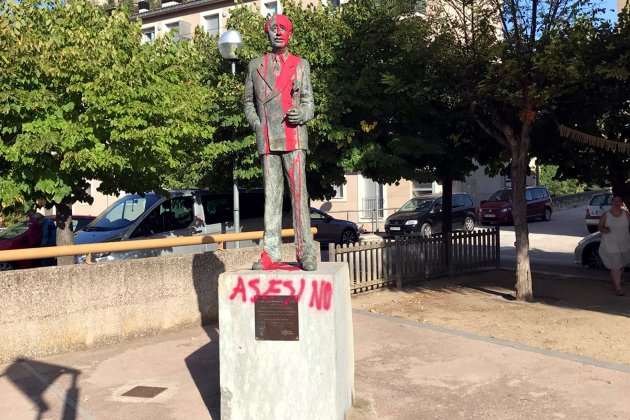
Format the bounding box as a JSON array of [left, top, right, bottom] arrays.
[[351, 269, 630, 365]]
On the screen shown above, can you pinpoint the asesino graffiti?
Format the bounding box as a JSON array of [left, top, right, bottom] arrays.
[[229, 277, 333, 311]]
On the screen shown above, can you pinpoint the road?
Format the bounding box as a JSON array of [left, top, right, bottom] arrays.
[[325, 206, 608, 279], [497, 206, 609, 279]]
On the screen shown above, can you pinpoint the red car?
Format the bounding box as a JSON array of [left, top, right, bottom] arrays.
[[478, 187, 553, 225], [0, 215, 94, 271]]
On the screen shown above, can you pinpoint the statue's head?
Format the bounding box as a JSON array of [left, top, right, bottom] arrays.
[[265, 14, 292, 52]]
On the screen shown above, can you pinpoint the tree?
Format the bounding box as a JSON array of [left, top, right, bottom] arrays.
[[332, 0, 504, 235], [0, 0, 213, 261], [531, 9, 630, 206], [430, 0, 606, 300]]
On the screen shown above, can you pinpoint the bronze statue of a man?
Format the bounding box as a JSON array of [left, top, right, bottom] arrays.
[[243, 14, 317, 271]]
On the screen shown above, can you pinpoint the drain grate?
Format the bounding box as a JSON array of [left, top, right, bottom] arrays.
[[121, 386, 167, 398]]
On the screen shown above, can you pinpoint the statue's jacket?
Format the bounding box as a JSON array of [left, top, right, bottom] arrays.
[[244, 53, 314, 155]]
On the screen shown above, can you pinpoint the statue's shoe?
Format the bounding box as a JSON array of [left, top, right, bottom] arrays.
[[299, 255, 317, 271]]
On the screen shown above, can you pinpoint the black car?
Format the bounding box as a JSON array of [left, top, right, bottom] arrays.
[[310, 208, 360, 246], [384, 193, 477, 237]]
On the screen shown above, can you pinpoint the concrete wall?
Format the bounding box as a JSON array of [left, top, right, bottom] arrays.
[[551, 189, 611, 212], [0, 244, 317, 364]]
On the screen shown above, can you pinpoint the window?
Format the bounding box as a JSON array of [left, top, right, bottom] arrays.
[[310, 209, 329, 220], [202, 196, 233, 225], [332, 184, 345, 199], [102, 197, 154, 230], [361, 177, 384, 218], [203, 14, 219, 36], [412, 181, 435, 196], [462, 194, 474, 207], [525, 190, 533, 201], [131, 197, 194, 238], [263, 1, 277, 16], [165, 22, 179, 33], [590, 193, 612, 206], [142, 27, 155, 44]]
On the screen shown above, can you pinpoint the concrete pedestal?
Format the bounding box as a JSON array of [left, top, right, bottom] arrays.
[[218, 262, 354, 420]]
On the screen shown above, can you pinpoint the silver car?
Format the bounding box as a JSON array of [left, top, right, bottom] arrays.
[[574, 232, 605, 269], [75, 190, 272, 263]]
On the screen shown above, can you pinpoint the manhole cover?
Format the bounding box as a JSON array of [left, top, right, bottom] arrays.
[[121, 386, 167, 398]]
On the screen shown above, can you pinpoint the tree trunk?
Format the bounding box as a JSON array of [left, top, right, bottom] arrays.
[[609, 160, 630, 209], [511, 136, 533, 302], [55, 202, 74, 266], [441, 177, 453, 234], [441, 177, 453, 272]]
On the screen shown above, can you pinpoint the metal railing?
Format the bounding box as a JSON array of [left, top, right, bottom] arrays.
[[0, 228, 316, 265]]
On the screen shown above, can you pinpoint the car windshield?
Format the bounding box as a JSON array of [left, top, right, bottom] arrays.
[[83, 195, 161, 232], [589, 194, 612, 207], [488, 190, 512, 202], [399, 198, 435, 212], [0, 221, 28, 239]]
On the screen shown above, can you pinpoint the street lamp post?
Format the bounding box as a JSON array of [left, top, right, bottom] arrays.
[[218, 30, 243, 247]]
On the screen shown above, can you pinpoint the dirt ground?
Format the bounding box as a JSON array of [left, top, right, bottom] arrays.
[[351, 269, 630, 366]]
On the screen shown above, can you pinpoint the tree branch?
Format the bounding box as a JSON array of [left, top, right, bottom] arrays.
[[470, 101, 508, 147]]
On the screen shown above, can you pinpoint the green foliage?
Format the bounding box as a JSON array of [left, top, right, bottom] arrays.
[[327, 0, 500, 187], [538, 164, 587, 195], [532, 8, 630, 199], [0, 0, 213, 215]]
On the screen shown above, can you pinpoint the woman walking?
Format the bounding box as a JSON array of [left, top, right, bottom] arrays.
[[598, 195, 630, 296]]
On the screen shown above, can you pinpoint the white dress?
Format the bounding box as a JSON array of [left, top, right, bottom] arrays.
[[598, 210, 630, 269]]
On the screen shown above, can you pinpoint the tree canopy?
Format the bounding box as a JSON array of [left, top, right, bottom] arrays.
[[0, 0, 213, 247], [532, 9, 630, 205]]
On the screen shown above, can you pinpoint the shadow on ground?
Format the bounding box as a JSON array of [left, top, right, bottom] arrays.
[[381, 268, 630, 319], [187, 251, 225, 419], [2, 358, 81, 420]]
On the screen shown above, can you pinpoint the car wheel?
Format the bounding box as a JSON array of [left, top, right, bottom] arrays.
[[340, 228, 358, 245], [543, 208, 552, 221], [421, 223, 432, 238], [587, 225, 597, 234], [0, 261, 15, 271], [584, 244, 604, 269], [463, 216, 475, 232]]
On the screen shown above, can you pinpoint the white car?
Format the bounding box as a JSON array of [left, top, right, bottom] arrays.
[[585, 192, 612, 233]]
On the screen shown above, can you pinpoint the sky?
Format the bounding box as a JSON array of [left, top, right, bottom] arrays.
[[599, 0, 620, 22]]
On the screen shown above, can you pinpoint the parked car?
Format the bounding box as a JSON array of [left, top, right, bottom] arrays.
[[74, 190, 277, 263], [585, 192, 612, 233], [384, 193, 476, 237], [478, 186, 552, 225], [0, 215, 94, 271], [74, 190, 358, 264], [575, 232, 606, 269], [310, 208, 360, 246]]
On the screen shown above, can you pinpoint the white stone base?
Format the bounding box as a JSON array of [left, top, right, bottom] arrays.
[[218, 262, 354, 420]]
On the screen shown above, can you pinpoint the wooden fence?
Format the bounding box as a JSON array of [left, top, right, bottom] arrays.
[[329, 228, 500, 293]]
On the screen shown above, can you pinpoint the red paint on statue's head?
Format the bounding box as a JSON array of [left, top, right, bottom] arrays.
[[265, 14, 293, 46]]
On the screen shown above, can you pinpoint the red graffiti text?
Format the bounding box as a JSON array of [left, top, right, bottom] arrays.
[[229, 277, 333, 311]]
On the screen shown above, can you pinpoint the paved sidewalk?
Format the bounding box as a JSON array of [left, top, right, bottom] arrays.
[[2, 309, 630, 419]]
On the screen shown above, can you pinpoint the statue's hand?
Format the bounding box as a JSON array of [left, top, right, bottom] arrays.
[[286, 108, 302, 125]]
